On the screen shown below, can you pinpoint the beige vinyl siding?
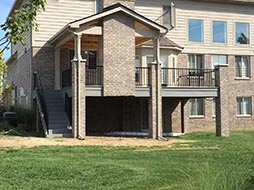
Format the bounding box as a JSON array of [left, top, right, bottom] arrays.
[[12, 0, 31, 59], [135, 0, 254, 55], [33, 0, 96, 47]]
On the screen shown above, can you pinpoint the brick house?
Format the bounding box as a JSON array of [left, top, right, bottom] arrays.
[[5, 0, 254, 138]]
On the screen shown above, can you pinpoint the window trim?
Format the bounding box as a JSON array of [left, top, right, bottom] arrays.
[[188, 18, 204, 43], [189, 98, 205, 117], [188, 54, 204, 69], [212, 20, 227, 44], [236, 97, 252, 117], [235, 55, 251, 79], [211, 55, 228, 67], [235, 22, 250, 45]]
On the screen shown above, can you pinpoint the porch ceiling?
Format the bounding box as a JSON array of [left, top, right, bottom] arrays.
[[60, 34, 152, 50], [60, 35, 99, 50]]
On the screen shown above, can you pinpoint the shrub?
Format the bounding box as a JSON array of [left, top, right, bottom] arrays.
[[180, 159, 254, 190], [9, 106, 34, 131]]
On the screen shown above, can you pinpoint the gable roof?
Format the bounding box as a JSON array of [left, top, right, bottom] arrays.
[[49, 3, 168, 45], [142, 37, 183, 50], [69, 3, 168, 34]]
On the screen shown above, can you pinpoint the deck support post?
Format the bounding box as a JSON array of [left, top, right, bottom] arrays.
[[215, 65, 230, 137], [72, 33, 86, 139], [181, 98, 188, 133], [149, 37, 162, 139]]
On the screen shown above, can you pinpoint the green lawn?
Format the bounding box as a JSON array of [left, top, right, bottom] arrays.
[[0, 131, 254, 190]]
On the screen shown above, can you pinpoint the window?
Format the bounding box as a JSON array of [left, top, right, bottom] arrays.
[[189, 98, 204, 116], [96, 0, 100, 13], [188, 54, 204, 69], [211, 55, 227, 78], [237, 97, 251, 116], [188, 19, 203, 42], [162, 3, 176, 28], [135, 56, 140, 83], [211, 55, 227, 67], [213, 21, 227, 43], [146, 56, 154, 66], [161, 56, 168, 85], [235, 56, 250, 78], [235, 22, 249, 44]]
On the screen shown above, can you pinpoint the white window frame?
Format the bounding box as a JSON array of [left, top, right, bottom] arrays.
[[146, 55, 153, 67], [189, 98, 205, 117], [211, 55, 227, 67], [188, 54, 204, 69], [188, 19, 204, 43], [237, 97, 252, 116], [235, 22, 250, 45], [212, 21, 227, 44], [235, 56, 250, 79]]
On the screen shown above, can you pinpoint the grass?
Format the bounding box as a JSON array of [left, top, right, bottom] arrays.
[[0, 131, 253, 190]]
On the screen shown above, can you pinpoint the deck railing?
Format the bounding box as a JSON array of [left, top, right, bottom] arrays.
[[62, 67, 216, 88], [62, 65, 103, 88], [135, 67, 150, 86], [34, 71, 49, 134], [86, 65, 103, 86], [161, 68, 216, 87]]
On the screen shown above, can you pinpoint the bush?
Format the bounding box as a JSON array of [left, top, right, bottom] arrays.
[[9, 106, 34, 131], [180, 160, 254, 190]]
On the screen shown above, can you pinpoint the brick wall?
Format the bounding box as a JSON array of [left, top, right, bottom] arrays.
[[32, 47, 55, 89], [6, 49, 33, 109], [174, 53, 254, 133], [163, 98, 181, 133], [219, 55, 254, 131], [103, 12, 135, 96]]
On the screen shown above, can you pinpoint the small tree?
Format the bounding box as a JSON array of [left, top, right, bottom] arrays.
[[0, 0, 46, 53], [0, 51, 7, 92]]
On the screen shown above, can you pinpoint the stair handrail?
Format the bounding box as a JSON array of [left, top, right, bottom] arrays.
[[33, 71, 49, 134]]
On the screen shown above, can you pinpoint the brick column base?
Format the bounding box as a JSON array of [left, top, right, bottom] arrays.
[[72, 60, 86, 138]]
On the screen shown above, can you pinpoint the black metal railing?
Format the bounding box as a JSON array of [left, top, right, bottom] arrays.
[[62, 65, 103, 88], [34, 71, 49, 133], [161, 68, 216, 87], [135, 67, 150, 86], [86, 65, 103, 85]]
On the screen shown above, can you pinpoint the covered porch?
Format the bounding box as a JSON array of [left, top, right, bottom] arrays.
[[49, 3, 167, 139]]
